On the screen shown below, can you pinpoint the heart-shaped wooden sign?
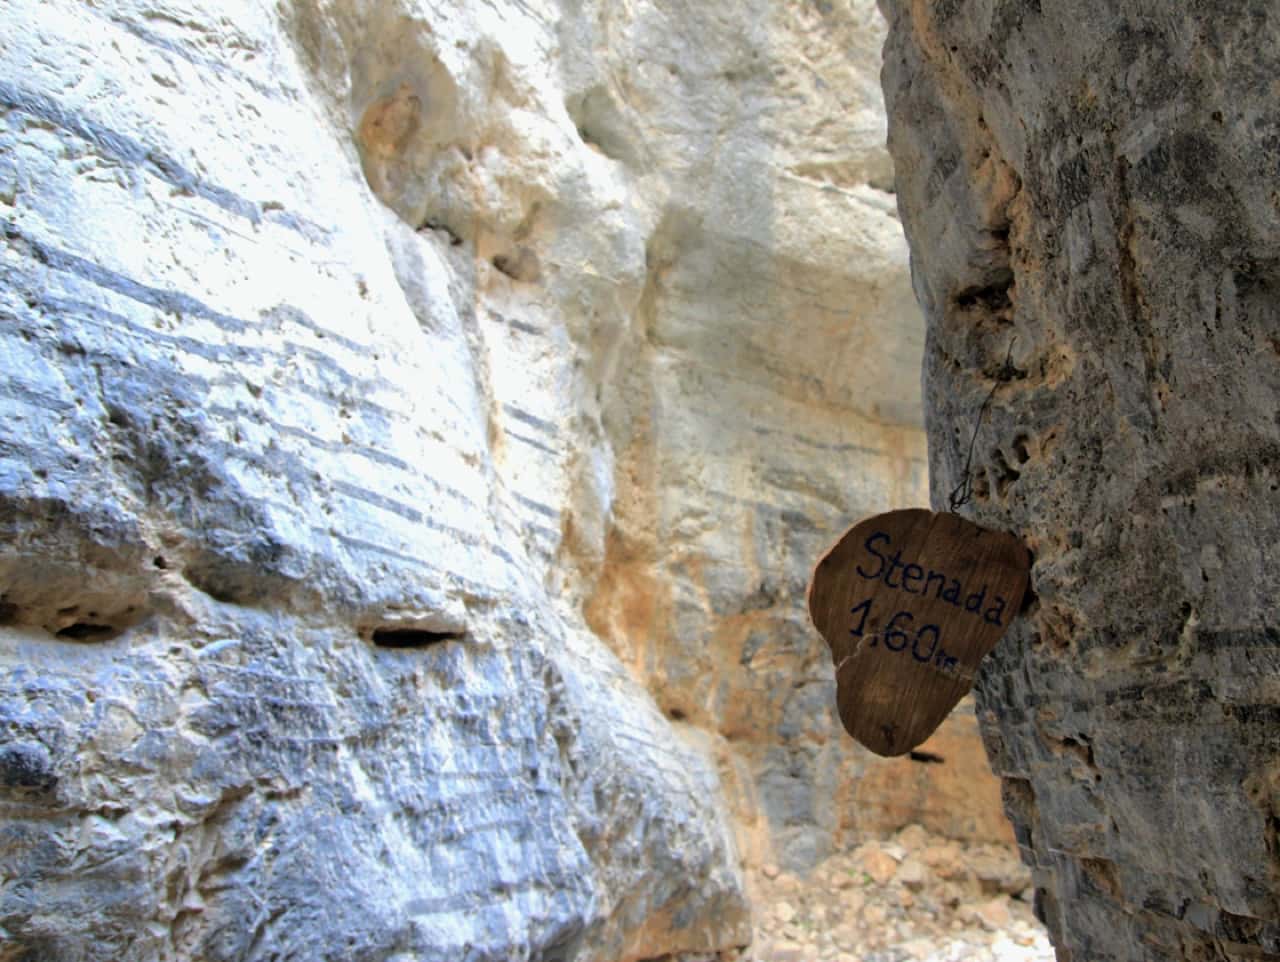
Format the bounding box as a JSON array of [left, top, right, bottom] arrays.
[[807, 509, 1031, 757]]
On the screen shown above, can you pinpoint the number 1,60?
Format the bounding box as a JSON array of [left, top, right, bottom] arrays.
[[849, 599, 957, 670]]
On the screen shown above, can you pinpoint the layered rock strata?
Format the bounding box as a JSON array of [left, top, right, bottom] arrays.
[[880, 1, 1280, 958], [3, 0, 1006, 958]]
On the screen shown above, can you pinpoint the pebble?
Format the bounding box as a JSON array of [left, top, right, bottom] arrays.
[[903, 936, 937, 959], [922, 842, 965, 879], [897, 824, 930, 850], [898, 857, 931, 890], [859, 847, 900, 885], [973, 897, 1013, 931], [771, 945, 806, 962], [832, 923, 860, 946]]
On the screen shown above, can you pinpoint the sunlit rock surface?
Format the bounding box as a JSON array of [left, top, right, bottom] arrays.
[[881, 0, 1280, 958], [2, 0, 1000, 958]]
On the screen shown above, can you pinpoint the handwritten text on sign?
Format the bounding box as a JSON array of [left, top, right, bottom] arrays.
[[849, 530, 1011, 675], [807, 510, 1030, 757]]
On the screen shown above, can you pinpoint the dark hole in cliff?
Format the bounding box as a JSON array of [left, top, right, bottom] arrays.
[[1011, 434, 1032, 464], [420, 218, 463, 246], [0, 601, 17, 625], [153, 555, 168, 569], [1058, 735, 1097, 773], [55, 622, 119, 642], [492, 254, 519, 279], [667, 707, 687, 721], [909, 750, 945, 764], [1020, 578, 1039, 615], [954, 273, 1013, 313], [492, 249, 541, 283], [370, 627, 463, 648]]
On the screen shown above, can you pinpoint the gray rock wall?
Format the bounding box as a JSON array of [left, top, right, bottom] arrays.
[[879, 1, 1280, 958]]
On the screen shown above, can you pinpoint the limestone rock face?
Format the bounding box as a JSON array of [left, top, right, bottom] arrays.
[[558, 0, 1009, 871], [0, 2, 747, 958], [880, 1, 1280, 958], [1, 0, 1002, 958]]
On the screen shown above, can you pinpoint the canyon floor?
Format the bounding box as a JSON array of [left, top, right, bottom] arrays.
[[743, 824, 1054, 962]]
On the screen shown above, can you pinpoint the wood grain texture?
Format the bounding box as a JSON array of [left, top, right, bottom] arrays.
[[807, 509, 1030, 757]]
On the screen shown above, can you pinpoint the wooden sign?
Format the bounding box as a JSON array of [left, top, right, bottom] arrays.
[[807, 509, 1030, 757]]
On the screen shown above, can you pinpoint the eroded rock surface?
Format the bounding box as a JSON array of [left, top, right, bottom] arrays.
[[1, 3, 748, 958], [2, 0, 1007, 958], [881, 1, 1280, 958]]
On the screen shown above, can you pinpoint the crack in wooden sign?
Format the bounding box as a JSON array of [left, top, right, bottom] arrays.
[[807, 509, 1031, 757]]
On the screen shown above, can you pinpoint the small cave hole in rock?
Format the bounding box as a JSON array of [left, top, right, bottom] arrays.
[[55, 623, 119, 642], [420, 218, 463, 246], [491, 249, 541, 283], [954, 272, 1013, 314], [370, 627, 464, 649], [908, 750, 945, 764], [492, 254, 520, 279], [1011, 434, 1032, 465]]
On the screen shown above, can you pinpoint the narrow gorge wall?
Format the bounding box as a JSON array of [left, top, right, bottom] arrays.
[[879, 1, 1280, 959], [3, 1, 1007, 959]]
